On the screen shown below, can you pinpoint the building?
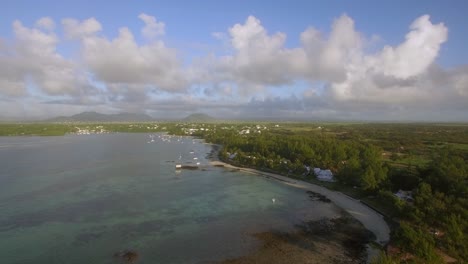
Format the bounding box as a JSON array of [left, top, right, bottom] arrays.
[[228, 152, 237, 160], [314, 168, 335, 182], [394, 190, 414, 202]]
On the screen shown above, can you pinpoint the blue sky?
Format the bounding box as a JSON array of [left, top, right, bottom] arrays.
[[0, 0, 467, 120]]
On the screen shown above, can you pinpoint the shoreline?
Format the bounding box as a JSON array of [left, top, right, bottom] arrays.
[[209, 160, 390, 245], [222, 215, 373, 264], [210, 159, 390, 262]]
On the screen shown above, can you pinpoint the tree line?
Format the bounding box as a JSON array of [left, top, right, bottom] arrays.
[[190, 124, 467, 263]]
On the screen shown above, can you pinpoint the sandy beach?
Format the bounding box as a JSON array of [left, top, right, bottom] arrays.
[[210, 160, 390, 263], [210, 160, 390, 245]]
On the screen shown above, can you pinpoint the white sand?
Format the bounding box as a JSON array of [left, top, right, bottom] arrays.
[[211, 160, 390, 246]]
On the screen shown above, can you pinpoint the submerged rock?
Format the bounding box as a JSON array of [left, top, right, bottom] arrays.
[[222, 216, 372, 264], [114, 250, 139, 263], [181, 165, 199, 170], [306, 191, 331, 203]]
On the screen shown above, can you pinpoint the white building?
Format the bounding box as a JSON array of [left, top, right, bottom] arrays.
[[314, 168, 335, 182], [394, 190, 414, 202]]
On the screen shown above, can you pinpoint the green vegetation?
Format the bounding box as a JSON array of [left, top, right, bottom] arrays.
[[1, 121, 467, 262], [0, 123, 75, 136], [0, 123, 163, 136], [181, 122, 467, 263]]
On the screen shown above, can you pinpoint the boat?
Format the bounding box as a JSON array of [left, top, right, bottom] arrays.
[[175, 164, 182, 169]]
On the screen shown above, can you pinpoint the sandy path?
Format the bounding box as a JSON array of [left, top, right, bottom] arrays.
[[210, 160, 390, 246]]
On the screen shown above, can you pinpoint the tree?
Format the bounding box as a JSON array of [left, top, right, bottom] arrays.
[[445, 214, 467, 260], [423, 147, 468, 195], [393, 222, 441, 263], [370, 252, 398, 264]]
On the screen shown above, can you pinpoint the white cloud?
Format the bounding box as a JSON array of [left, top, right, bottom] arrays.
[[1, 15, 186, 116], [13, 19, 59, 57], [138, 13, 165, 39], [195, 15, 364, 95], [0, 13, 466, 121], [452, 67, 468, 96], [62, 17, 102, 39], [211, 31, 226, 40], [195, 14, 466, 120], [35, 17, 55, 31], [193, 16, 305, 96], [327, 15, 449, 105], [77, 26, 187, 93], [0, 18, 93, 97], [300, 14, 363, 82], [372, 15, 447, 79], [0, 77, 25, 97]]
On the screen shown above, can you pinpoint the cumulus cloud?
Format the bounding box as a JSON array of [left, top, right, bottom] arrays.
[[0, 76, 25, 97], [138, 13, 165, 39], [0, 18, 94, 97], [191, 16, 305, 96], [35, 17, 55, 31], [66, 15, 187, 97], [196, 14, 466, 120], [1, 14, 187, 118], [451, 67, 468, 97], [195, 14, 363, 95], [300, 14, 363, 82], [326, 15, 450, 106], [62, 17, 102, 39], [375, 15, 448, 79], [0, 13, 466, 121]]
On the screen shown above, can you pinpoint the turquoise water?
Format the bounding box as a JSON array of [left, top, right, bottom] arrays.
[[0, 133, 340, 264]]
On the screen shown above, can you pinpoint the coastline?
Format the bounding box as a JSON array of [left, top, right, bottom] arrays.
[[209, 160, 390, 245], [210, 159, 390, 262], [222, 216, 373, 264]]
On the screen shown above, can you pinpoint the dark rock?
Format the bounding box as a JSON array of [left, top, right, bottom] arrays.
[[306, 191, 331, 203]]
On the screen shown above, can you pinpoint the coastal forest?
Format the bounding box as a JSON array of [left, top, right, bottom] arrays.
[[180, 122, 468, 263], [0, 122, 467, 263]]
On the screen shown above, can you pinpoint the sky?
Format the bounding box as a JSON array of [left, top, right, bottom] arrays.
[[0, 0, 467, 121]]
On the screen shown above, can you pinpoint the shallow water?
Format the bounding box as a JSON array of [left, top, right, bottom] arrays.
[[0, 133, 341, 264]]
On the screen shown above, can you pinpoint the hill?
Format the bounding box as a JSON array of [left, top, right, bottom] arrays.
[[46, 111, 154, 122], [182, 113, 216, 122]]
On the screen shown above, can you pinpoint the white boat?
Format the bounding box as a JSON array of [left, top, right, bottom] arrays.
[[175, 164, 182, 169]]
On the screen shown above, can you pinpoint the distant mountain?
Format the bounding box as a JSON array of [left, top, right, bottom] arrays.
[[182, 113, 216, 122], [46, 111, 154, 122]]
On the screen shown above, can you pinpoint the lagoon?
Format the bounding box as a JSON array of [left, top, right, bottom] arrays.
[[0, 133, 341, 264]]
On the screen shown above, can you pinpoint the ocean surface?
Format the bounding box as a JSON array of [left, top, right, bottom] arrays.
[[0, 133, 341, 264]]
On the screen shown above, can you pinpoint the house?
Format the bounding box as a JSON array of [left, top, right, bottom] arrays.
[[239, 129, 250, 135], [228, 152, 237, 160], [314, 168, 335, 182], [394, 190, 414, 202]]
